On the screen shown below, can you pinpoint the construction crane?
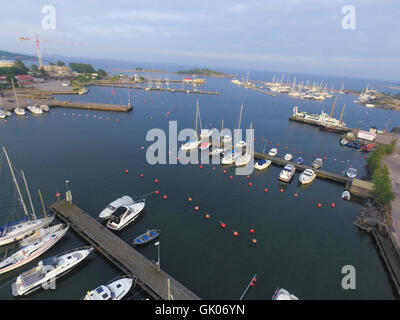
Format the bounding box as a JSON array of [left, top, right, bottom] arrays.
[[19, 34, 82, 69]]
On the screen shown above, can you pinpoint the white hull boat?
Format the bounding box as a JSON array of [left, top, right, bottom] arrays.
[[19, 223, 64, 247], [284, 153, 293, 161], [27, 106, 43, 114], [299, 169, 316, 185], [199, 141, 211, 150], [39, 105, 49, 112], [236, 140, 246, 149], [200, 129, 212, 140], [14, 108, 25, 116], [235, 154, 251, 167], [346, 167, 357, 178], [0, 225, 69, 275], [279, 164, 296, 182], [181, 139, 200, 151], [84, 276, 133, 300], [312, 158, 323, 169], [268, 148, 278, 157], [272, 288, 299, 300], [342, 190, 351, 200], [5, 111, 12, 117], [107, 201, 145, 231], [209, 148, 225, 156], [254, 159, 271, 170], [12, 246, 94, 296], [221, 150, 240, 165], [0, 110, 6, 119], [99, 195, 134, 220]]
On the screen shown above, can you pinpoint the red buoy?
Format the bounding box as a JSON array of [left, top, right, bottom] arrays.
[[252, 239, 257, 244], [264, 188, 268, 192], [250, 282, 254, 287], [317, 203, 322, 208], [331, 203, 336, 208], [56, 192, 61, 198], [223, 170, 227, 174], [155, 190, 160, 194], [250, 228, 255, 234], [280, 188, 284, 192], [230, 175, 233, 180], [248, 182, 253, 187], [199, 165, 203, 169], [233, 231, 239, 237], [221, 222, 226, 228], [188, 197, 192, 202], [212, 166, 216, 170], [125, 169, 129, 174], [163, 195, 168, 199], [205, 214, 210, 219], [140, 173, 144, 178]]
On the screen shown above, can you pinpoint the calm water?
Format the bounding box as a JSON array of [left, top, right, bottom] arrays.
[[0, 71, 398, 300]]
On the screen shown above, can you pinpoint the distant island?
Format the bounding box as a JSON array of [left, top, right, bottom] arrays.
[[0, 50, 37, 61], [177, 68, 234, 78]]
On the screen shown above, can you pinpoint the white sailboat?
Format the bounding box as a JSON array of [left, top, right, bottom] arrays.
[[272, 288, 299, 300], [181, 100, 201, 151], [235, 104, 246, 149], [12, 246, 94, 296], [0, 147, 54, 246], [0, 225, 69, 275], [235, 122, 253, 167], [11, 78, 25, 116], [83, 276, 133, 300]]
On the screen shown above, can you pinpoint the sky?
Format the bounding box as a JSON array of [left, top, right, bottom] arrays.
[[1, 0, 399, 81]]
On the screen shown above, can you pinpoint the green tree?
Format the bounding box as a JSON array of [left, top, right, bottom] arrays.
[[96, 68, 107, 79], [31, 64, 39, 72], [57, 60, 66, 66]]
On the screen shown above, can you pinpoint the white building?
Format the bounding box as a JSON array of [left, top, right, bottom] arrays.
[[0, 60, 15, 68]]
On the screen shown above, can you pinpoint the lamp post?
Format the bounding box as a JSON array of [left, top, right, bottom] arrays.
[[155, 241, 160, 272]]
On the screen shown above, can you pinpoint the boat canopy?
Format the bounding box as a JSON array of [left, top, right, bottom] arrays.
[[257, 159, 266, 165], [41, 256, 58, 267]]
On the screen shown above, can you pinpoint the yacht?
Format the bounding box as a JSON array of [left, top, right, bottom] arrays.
[[221, 149, 240, 165], [200, 129, 212, 140], [279, 164, 296, 182], [14, 107, 26, 116], [312, 158, 323, 169], [0, 225, 69, 275], [106, 201, 145, 231], [12, 246, 94, 296], [78, 87, 88, 94], [284, 153, 293, 161], [272, 288, 299, 300], [181, 139, 200, 151], [209, 147, 225, 156], [19, 223, 64, 247], [199, 141, 211, 150], [299, 169, 317, 185], [254, 159, 271, 170], [346, 168, 358, 178], [99, 195, 134, 220], [27, 105, 43, 114], [84, 276, 133, 300], [268, 148, 278, 157]]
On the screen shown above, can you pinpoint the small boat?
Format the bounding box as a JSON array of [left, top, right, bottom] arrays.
[[272, 288, 299, 300], [342, 190, 351, 200], [340, 139, 348, 145], [199, 141, 211, 150], [295, 157, 304, 164], [209, 148, 225, 156], [299, 169, 316, 185], [14, 107, 25, 116], [133, 229, 160, 245], [84, 276, 133, 300], [0, 110, 6, 119], [62, 83, 70, 87], [284, 153, 293, 161], [200, 129, 212, 140], [12, 246, 94, 296], [268, 148, 278, 157], [181, 139, 200, 151], [346, 167, 358, 178], [39, 105, 49, 112], [235, 153, 251, 167], [5, 111, 12, 117], [27, 105, 43, 114], [99, 195, 134, 220], [0, 225, 69, 275], [78, 87, 88, 94], [106, 200, 145, 231], [312, 158, 323, 169], [221, 149, 240, 165], [279, 164, 296, 182], [254, 159, 271, 170]]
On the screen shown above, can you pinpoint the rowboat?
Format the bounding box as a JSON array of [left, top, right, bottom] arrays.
[[133, 229, 160, 245]]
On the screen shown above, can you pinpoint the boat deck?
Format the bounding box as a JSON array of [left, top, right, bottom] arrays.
[[50, 200, 201, 300]]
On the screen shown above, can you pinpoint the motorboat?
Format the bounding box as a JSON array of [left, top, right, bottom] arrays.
[[39, 105, 49, 112], [12, 246, 94, 296], [312, 158, 323, 169], [200, 129, 212, 140], [133, 229, 160, 245], [284, 153, 293, 161], [235, 153, 251, 167], [299, 169, 317, 185], [346, 167, 358, 178], [27, 105, 43, 114], [209, 147, 225, 156], [99, 195, 134, 220], [279, 164, 296, 182], [268, 148, 278, 157], [295, 157, 304, 164], [0, 110, 6, 119], [254, 159, 271, 170], [14, 107, 26, 116], [272, 288, 299, 300], [181, 139, 200, 151], [221, 149, 240, 165], [342, 191, 351, 200], [199, 141, 211, 150], [5, 111, 12, 117], [78, 87, 88, 94], [340, 139, 348, 146], [106, 200, 145, 231], [84, 276, 133, 300], [0, 225, 69, 275]]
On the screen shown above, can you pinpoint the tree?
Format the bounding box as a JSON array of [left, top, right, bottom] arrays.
[[57, 60, 66, 66], [96, 68, 107, 79], [69, 62, 95, 74], [31, 64, 39, 72], [49, 62, 55, 66]]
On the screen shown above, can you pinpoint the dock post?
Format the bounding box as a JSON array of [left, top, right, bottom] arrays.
[[65, 180, 72, 204]]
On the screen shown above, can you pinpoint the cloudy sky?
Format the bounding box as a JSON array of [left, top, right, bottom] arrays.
[[1, 0, 399, 80]]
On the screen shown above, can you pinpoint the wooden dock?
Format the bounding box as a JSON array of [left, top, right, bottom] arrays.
[[49, 100, 132, 112], [50, 200, 201, 300]]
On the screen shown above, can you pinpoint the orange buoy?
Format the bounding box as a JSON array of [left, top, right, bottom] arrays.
[[223, 170, 227, 174], [188, 197, 192, 202], [317, 203, 322, 208], [294, 193, 298, 197], [205, 214, 210, 219], [195, 206, 199, 211], [252, 239, 257, 244]]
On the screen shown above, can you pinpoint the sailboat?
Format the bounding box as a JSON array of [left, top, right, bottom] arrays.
[[181, 101, 201, 151], [198, 104, 211, 150], [235, 104, 246, 149], [320, 103, 348, 133], [11, 79, 25, 116], [338, 83, 345, 94], [235, 122, 253, 167], [0, 147, 54, 246]]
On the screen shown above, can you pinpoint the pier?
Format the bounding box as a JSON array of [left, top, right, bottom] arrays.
[[50, 200, 201, 300], [49, 100, 132, 112]]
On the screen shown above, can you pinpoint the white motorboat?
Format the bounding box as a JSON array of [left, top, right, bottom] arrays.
[[27, 105, 43, 114], [39, 105, 49, 112], [12, 246, 94, 296], [78, 87, 88, 94], [235, 153, 251, 167], [62, 83, 70, 87], [181, 139, 200, 151], [254, 159, 271, 170], [0, 225, 69, 275], [99, 195, 134, 220], [340, 139, 348, 145], [284, 153, 293, 161], [83, 276, 133, 300], [312, 158, 323, 169], [106, 200, 145, 231], [5, 111, 11, 117], [14, 107, 25, 116], [0, 110, 6, 119], [342, 190, 351, 200], [299, 169, 317, 185], [272, 288, 299, 300], [268, 148, 278, 157], [346, 167, 358, 178], [221, 149, 240, 165], [279, 164, 296, 182], [209, 147, 225, 156]]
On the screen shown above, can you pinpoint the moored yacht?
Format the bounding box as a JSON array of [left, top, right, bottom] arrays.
[[14, 107, 25, 116], [284, 153, 293, 161], [279, 164, 296, 182], [299, 169, 317, 185], [254, 159, 271, 170], [39, 105, 49, 112], [106, 200, 145, 231], [27, 105, 43, 114], [235, 153, 251, 167], [312, 158, 323, 169], [268, 148, 278, 157], [99, 195, 134, 220], [221, 149, 240, 165], [12, 246, 94, 296], [84, 276, 133, 300]]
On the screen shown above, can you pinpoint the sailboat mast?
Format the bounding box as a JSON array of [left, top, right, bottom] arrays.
[[220, 119, 224, 148], [329, 98, 337, 120], [339, 104, 346, 124], [11, 79, 20, 109], [21, 170, 36, 220], [2, 147, 29, 218]]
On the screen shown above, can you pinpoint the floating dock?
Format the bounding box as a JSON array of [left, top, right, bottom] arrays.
[[50, 200, 201, 300], [49, 100, 132, 112]]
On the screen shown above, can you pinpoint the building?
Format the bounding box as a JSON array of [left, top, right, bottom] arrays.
[[42, 65, 76, 77], [15, 75, 34, 86], [0, 60, 15, 68]]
